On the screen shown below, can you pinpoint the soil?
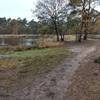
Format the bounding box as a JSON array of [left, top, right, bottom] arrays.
[[66, 41, 100, 100], [0, 39, 100, 100]]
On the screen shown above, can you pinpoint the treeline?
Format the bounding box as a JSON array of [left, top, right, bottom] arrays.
[[0, 17, 80, 35], [0, 17, 38, 34]]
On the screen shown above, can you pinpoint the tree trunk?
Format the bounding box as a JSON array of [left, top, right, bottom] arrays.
[[83, 34, 87, 40], [78, 33, 82, 42], [60, 33, 64, 41], [77, 0, 86, 42], [78, 22, 83, 42], [83, 30, 88, 40], [56, 32, 60, 41], [62, 34, 64, 41], [53, 20, 60, 41]]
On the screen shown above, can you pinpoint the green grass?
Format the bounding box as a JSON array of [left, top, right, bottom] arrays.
[[9, 47, 67, 57]]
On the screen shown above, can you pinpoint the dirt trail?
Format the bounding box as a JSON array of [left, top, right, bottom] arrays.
[[66, 43, 100, 100], [0, 40, 99, 100]]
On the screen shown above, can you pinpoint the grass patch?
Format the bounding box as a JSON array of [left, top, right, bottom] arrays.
[[9, 47, 70, 77], [9, 47, 67, 57]]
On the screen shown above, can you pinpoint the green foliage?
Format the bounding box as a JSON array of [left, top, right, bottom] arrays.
[[67, 18, 80, 33], [28, 19, 38, 34], [94, 57, 100, 64], [37, 25, 52, 34]]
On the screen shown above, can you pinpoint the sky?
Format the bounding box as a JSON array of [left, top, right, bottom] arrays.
[[0, 0, 100, 21], [0, 0, 38, 21]]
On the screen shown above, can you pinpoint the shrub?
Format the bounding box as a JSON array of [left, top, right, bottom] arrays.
[[94, 57, 100, 64], [36, 37, 63, 48]]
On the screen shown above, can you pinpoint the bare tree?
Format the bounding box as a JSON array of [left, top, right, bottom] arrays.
[[34, 0, 70, 41]]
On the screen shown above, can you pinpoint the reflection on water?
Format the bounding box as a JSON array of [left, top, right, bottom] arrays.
[[1, 38, 6, 46], [21, 39, 35, 46], [0, 37, 36, 47]]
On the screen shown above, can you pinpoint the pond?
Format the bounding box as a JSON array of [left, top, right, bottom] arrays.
[[0, 35, 38, 47]]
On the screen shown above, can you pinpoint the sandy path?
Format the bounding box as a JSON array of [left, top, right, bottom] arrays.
[[66, 43, 100, 100]]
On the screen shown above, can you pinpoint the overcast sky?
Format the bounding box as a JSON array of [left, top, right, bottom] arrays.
[[0, 0, 100, 21], [0, 0, 38, 21]]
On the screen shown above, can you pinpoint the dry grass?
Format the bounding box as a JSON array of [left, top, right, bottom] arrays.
[[66, 54, 100, 100]]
